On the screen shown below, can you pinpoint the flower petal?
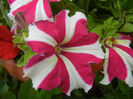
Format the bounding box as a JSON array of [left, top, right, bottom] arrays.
[[0, 25, 13, 41], [60, 55, 93, 95], [23, 55, 59, 89], [62, 37, 104, 60], [63, 33, 99, 47], [9, 0, 37, 24], [0, 25, 19, 59], [38, 57, 69, 90], [116, 45, 133, 71], [35, 0, 53, 21], [55, 10, 87, 44], [8, 0, 53, 25], [35, 21, 60, 43], [25, 23, 57, 54], [26, 41, 55, 55], [118, 35, 131, 42], [100, 48, 133, 86], [0, 41, 19, 60], [114, 47, 133, 86], [113, 35, 131, 47], [8, 0, 15, 5]]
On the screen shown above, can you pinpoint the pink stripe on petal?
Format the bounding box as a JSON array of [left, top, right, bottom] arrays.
[[107, 48, 127, 82], [55, 10, 66, 43], [43, 0, 52, 18], [63, 33, 99, 47], [8, 0, 16, 5], [59, 57, 70, 94], [27, 41, 55, 55], [63, 52, 98, 85], [116, 45, 133, 58], [24, 54, 53, 69], [12, 0, 37, 25], [65, 19, 88, 45], [118, 35, 131, 41], [35, 21, 60, 43], [38, 58, 62, 90]]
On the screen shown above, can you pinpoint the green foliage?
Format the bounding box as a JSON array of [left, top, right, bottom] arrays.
[[13, 34, 36, 67], [91, 17, 120, 42]]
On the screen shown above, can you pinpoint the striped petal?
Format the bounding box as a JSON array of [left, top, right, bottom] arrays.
[[23, 55, 60, 89], [8, 0, 54, 25], [62, 39, 104, 62], [60, 55, 94, 95], [101, 35, 133, 86], [55, 10, 88, 44], [25, 23, 57, 55]]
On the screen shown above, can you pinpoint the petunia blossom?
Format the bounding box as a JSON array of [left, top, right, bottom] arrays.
[[0, 25, 19, 60], [8, 0, 61, 25], [101, 35, 133, 87], [23, 10, 104, 95]]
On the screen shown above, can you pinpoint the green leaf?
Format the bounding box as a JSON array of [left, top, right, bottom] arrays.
[[73, 90, 83, 97], [0, 80, 9, 94], [18, 80, 37, 99], [126, 14, 133, 23], [38, 87, 62, 99], [38, 90, 52, 99], [0, 92, 16, 99], [118, 80, 129, 95], [17, 50, 36, 67], [120, 23, 133, 32], [87, 14, 96, 31]]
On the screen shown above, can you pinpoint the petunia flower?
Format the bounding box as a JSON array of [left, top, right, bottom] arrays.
[[0, 25, 19, 60], [23, 10, 104, 95], [8, 0, 61, 25], [100, 35, 133, 87]]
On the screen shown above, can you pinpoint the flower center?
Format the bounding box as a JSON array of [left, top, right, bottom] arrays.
[[55, 45, 61, 55], [103, 37, 114, 48], [106, 40, 112, 47]]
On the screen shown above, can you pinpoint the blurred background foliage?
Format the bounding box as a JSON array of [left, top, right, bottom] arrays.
[[0, 0, 133, 99]]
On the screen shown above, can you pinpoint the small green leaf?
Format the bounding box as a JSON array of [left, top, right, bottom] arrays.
[[17, 51, 36, 67], [0, 80, 9, 94], [87, 15, 96, 31], [18, 80, 37, 99], [118, 80, 129, 95], [38, 90, 52, 99], [0, 91, 16, 99], [120, 23, 133, 32]]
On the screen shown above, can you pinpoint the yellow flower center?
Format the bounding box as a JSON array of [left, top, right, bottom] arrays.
[[55, 46, 61, 55], [103, 37, 114, 48]]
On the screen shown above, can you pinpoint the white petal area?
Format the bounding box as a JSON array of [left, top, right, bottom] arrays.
[[35, 0, 53, 21], [100, 48, 110, 85], [115, 47, 133, 71], [10, 0, 32, 12], [23, 55, 58, 89], [60, 55, 92, 96], [25, 24, 57, 47], [113, 40, 131, 47], [113, 47, 133, 87], [61, 10, 87, 45], [62, 40, 104, 59]]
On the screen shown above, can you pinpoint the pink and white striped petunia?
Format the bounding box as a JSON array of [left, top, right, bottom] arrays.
[[101, 35, 133, 86], [8, 0, 60, 25], [23, 10, 104, 95]]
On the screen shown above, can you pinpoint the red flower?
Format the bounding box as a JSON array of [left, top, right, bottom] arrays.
[[0, 25, 19, 60]]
